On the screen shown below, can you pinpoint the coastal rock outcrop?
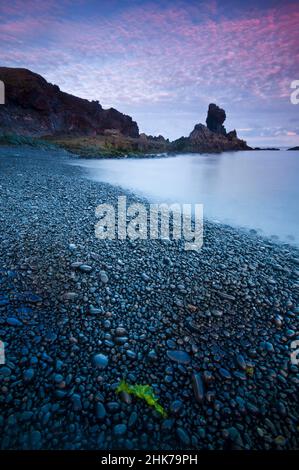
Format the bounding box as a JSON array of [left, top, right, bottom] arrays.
[[172, 104, 251, 153], [0, 67, 139, 138], [0, 67, 251, 154]]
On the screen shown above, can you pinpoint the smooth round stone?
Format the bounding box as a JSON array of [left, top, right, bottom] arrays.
[[126, 350, 136, 360], [274, 315, 283, 327], [100, 271, 109, 283], [235, 354, 246, 370], [128, 411, 138, 429], [0, 366, 11, 377], [212, 309, 223, 317], [115, 336, 128, 345], [115, 327, 127, 336], [79, 264, 93, 273], [89, 306, 102, 315], [23, 368, 34, 381], [166, 350, 191, 364], [176, 427, 190, 446], [148, 349, 158, 360], [54, 374, 64, 384], [103, 320, 111, 329], [219, 368, 232, 380], [106, 402, 120, 413], [166, 339, 176, 349], [114, 424, 127, 436], [260, 341, 274, 353], [7, 317, 22, 326], [170, 400, 183, 415], [247, 402, 259, 414], [96, 402, 106, 420], [119, 391, 132, 405], [93, 353, 109, 369], [62, 292, 78, 301], [20, 411, 34, 422], [71, 394, 82, 411], [192, 373, 205, 403]]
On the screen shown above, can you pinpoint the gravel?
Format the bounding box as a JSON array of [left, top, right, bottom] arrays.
[[0, 145, 298, 450]]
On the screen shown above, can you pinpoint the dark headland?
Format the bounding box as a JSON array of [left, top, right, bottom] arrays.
[[0, 67, 251, 156]]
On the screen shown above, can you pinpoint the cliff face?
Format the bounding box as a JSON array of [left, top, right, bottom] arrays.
[[0, 67, 139, 138]]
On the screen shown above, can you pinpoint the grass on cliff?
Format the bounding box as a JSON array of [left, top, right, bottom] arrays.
[[47, 135, 146, 158], [0, 133, 58, 149]]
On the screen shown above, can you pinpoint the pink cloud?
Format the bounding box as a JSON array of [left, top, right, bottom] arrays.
[[0, 0, 298, 141]]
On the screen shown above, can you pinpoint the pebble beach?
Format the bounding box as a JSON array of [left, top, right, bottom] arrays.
[[0, 146, 298, 450]]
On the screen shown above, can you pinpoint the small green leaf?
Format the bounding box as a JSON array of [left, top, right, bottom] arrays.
[[116, 380, 167, 417]]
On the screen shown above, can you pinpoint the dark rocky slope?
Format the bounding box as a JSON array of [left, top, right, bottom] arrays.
[[0, 67, 139, 138]]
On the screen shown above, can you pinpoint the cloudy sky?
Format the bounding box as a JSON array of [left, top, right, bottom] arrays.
[[0, 0, 299, 146]]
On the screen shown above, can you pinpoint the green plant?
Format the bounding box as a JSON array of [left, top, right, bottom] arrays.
[[245, 366, 254, 377], [116, 380, 167, 418], [0, 133, 57, 149]]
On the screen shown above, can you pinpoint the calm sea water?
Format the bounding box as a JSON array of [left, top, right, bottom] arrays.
[[72, 150, 299, 245]]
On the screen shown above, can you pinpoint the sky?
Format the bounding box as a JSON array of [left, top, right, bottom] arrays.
[[0, 0, 299, 146]]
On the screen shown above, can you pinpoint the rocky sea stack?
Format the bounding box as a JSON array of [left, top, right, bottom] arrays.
[[172, 103, 251, 153]]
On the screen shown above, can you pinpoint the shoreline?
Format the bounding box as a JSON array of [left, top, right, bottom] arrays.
[[0, 146, 298, 450], [0, 139, 286, 161]]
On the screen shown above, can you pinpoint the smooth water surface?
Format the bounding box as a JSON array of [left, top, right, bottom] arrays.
[[72, 151, 299, 245]]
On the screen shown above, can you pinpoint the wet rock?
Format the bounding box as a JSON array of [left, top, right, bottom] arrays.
[[62, 292, 78, 301], [115, 327, 127, 336], [126, 350, 137, 360], [219, 368, 232, 380], [0, 366, 11, 377], [23, 368, 34, 382], [192, 373, 205, 403], [166, 350, 191, 364], [113, 424, 127, 436], [100, 271, 109, 283], [260, 341, 274, 353], [79, 264, 93, 273], [93, 353, 109, 369], [71, 394, 82, 411], [235, 354, 246, 371], [7, 317, 22, 326], [170, 400, 184, 416], [96, 402, 106, 420], [176, 427, 191, 446], [128, 411, 138, 429]]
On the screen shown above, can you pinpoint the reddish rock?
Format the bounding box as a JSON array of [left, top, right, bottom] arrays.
[[0, 67, 139, 138]]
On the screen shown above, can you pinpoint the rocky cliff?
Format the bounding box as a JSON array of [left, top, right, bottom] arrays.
[[172, 103, 251, 152], [0, 67, 139, 138], [0, 67, 251, 154]]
